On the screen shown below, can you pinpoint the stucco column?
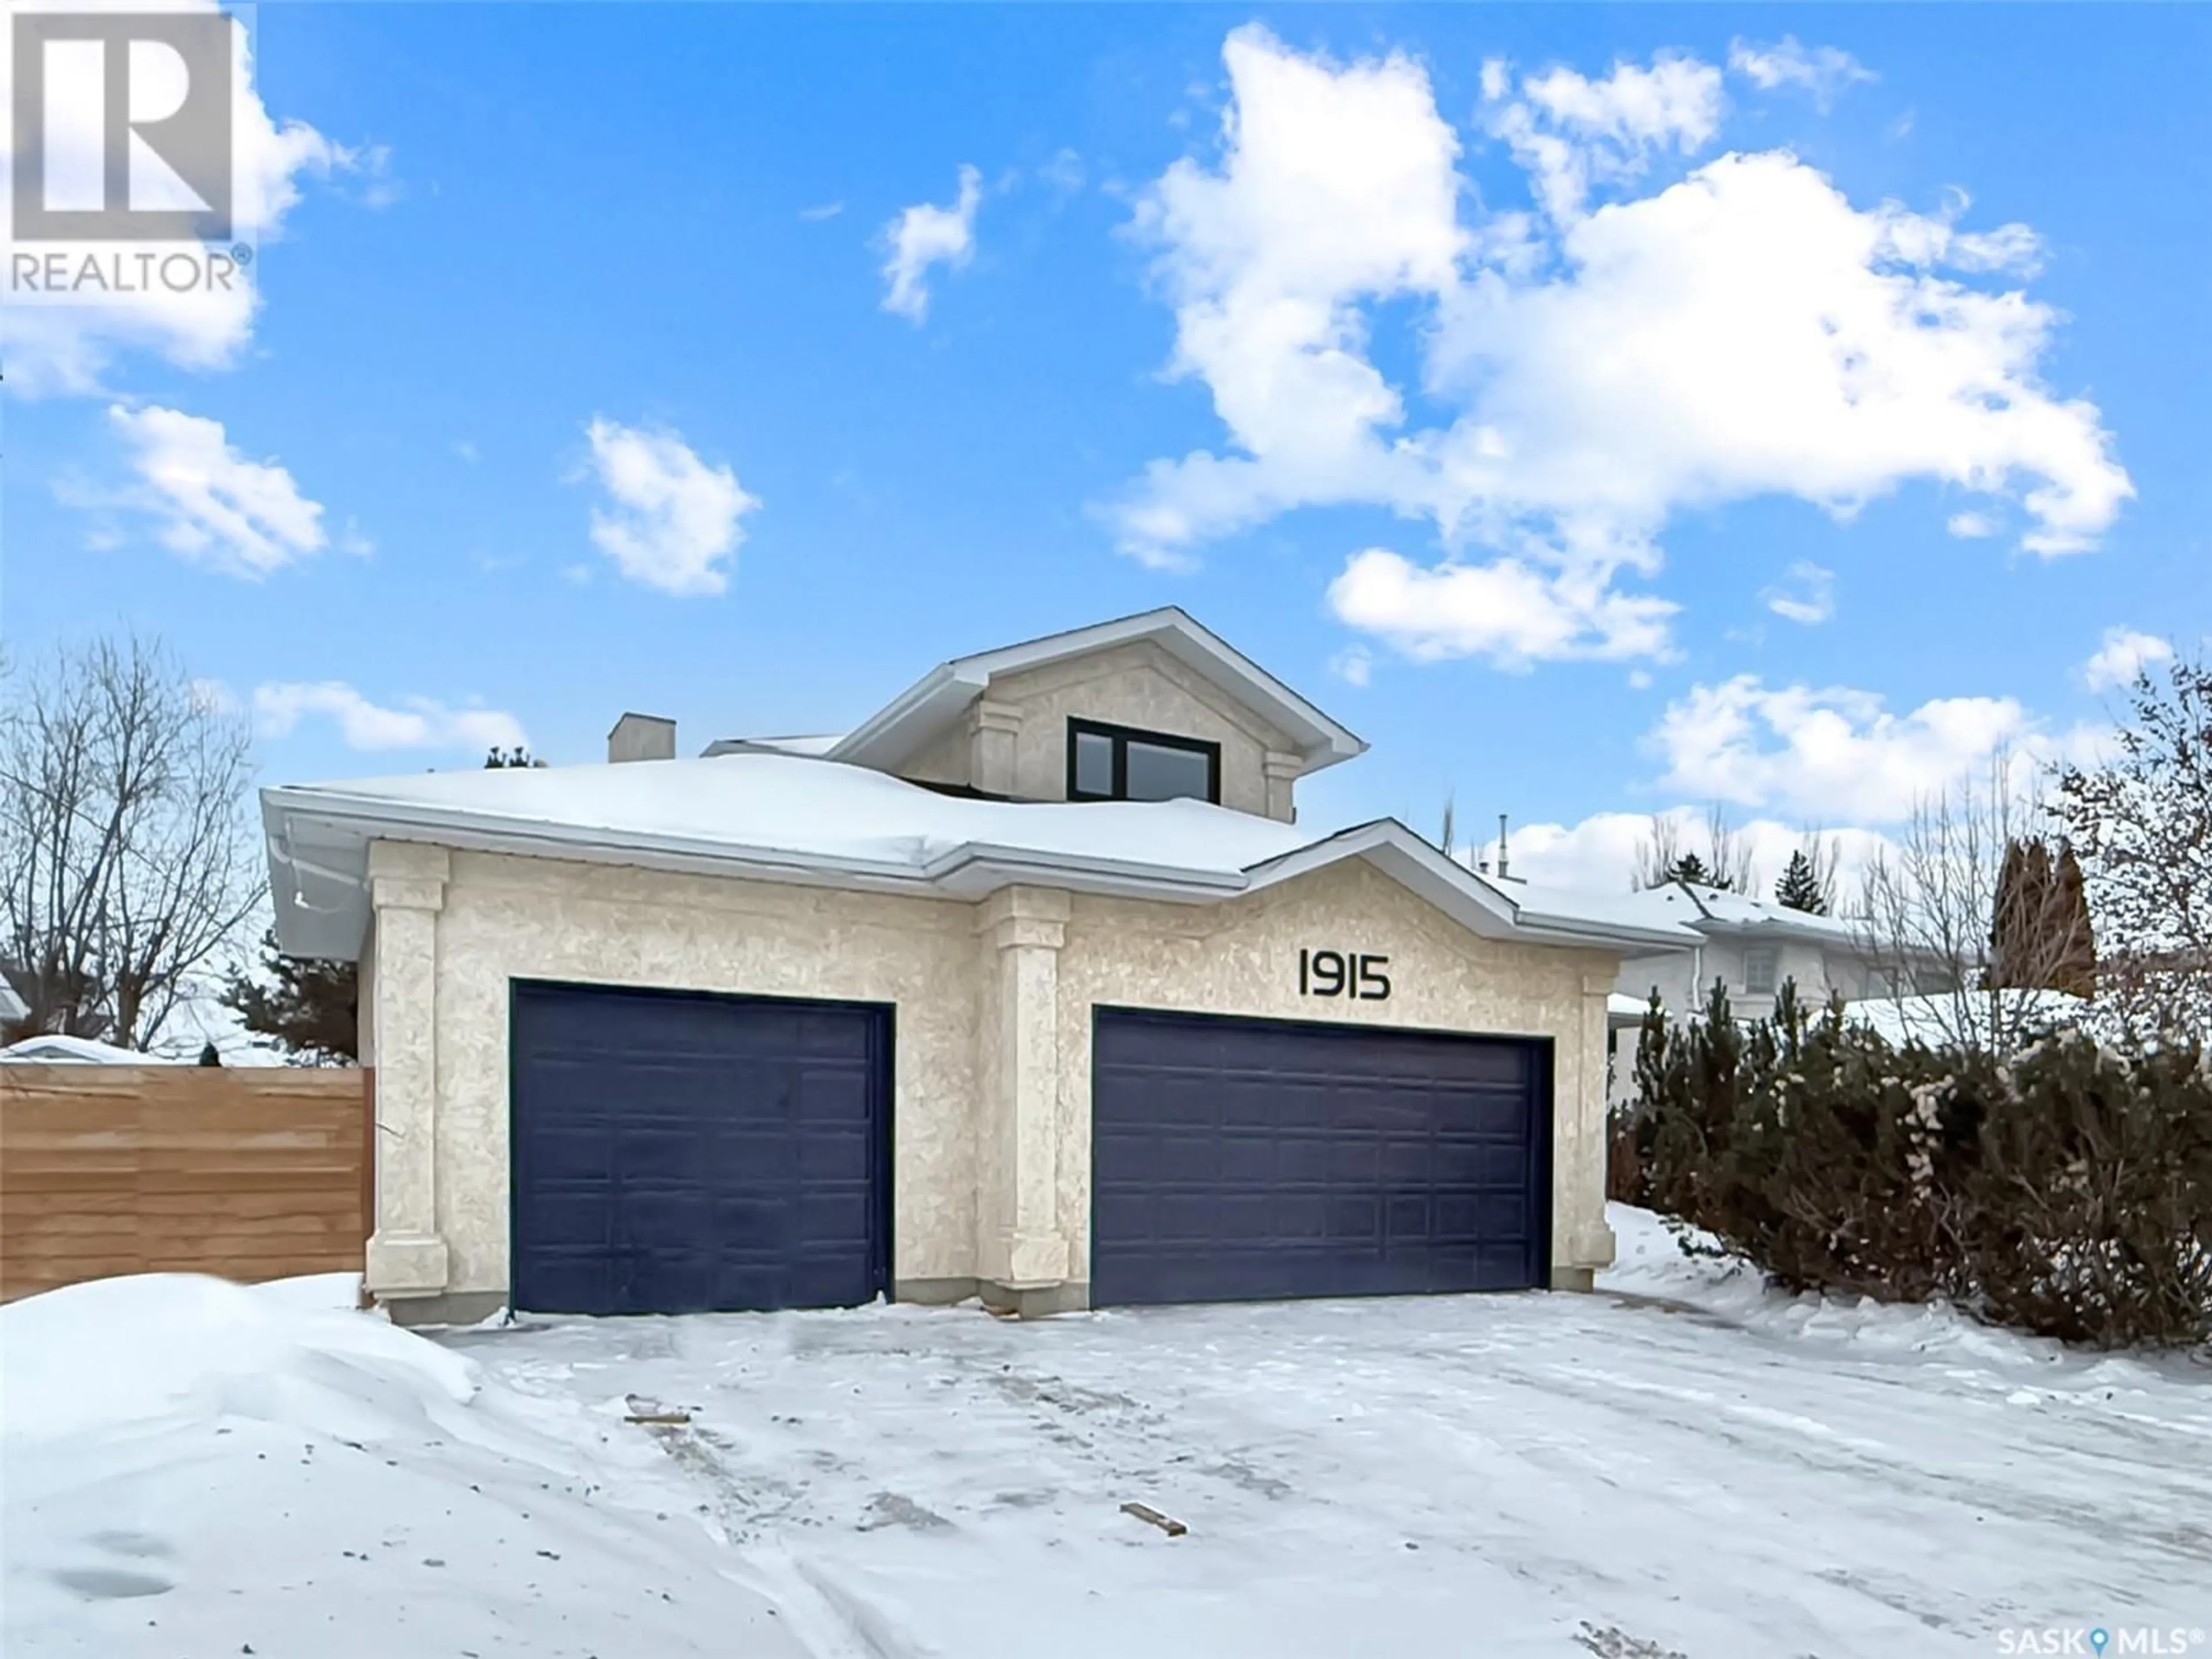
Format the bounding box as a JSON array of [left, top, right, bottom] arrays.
[[1262, 749, 1301, 822], [976, 884, 1072, 1309], [364, 840, 451, 1298], [1552, 966, 1620, 1291], [971, 700, 1023, 798]]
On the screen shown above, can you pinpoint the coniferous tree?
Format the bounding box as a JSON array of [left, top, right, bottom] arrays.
[[1664, 851, 1714, 888], [484, 746, 547, 769], [220, 925, 358, 1065], [1774, 849, 1829, 914], [1991, 838, 2099, 997], [2050, 843, 2097, 998]]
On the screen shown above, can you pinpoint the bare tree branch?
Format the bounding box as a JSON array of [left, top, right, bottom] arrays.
[[1846, 748, 2086, 1055], [0, 637, 265, 1050]]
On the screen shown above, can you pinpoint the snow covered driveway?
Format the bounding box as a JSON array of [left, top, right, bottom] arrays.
[[447, 1208, 2212, 1659], [6, 1208, 2209, 1659]]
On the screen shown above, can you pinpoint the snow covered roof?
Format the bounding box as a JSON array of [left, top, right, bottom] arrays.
[[1605, 881, 1862, 946], [0, 1033, 184, 1065], [143, 991, 286, 1067], [699, 733, 844, 759], [815, 607, 1367, 778], [262, 752, 1700, 963], [1840, 991, 2086, 1048]]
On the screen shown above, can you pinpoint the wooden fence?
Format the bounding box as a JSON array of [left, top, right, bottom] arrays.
[[0, 1065, 370, 1302]]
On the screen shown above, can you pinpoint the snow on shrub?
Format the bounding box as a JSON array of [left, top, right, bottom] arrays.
[[1623, 980, 2212, 1350]]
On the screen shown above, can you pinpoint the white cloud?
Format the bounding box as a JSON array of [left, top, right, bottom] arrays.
[[580, 417, 759, 597], [1493, 806, 1895, 900], [1762, 560, 1836, 626], [1111, 28, 2131, 663], [1040, 149, 1087, 195], [1327, 547, 1676, 668], [2, 2, 367, 396], [1486, 51, 1724, 222], [1328, 645, 1373, 687], [101, 403, 328, 578], [253, 682, 527, 752], [1727, 37, 1876, 109], [880, 165, 982, 322], [799, 200, 845, 222], [189, 678, 242, 716], [2081, 626, 2173, 691], [1627, 669, 1654, 690], [1946, 510, 1998, 539], [1647, 675, 2099, 821]]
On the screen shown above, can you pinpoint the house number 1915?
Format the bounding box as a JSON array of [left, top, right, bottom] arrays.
[[1299, 949, 1391, 1001]]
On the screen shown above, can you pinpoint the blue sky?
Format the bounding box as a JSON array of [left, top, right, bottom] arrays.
[[9, 3, 2207, 892]]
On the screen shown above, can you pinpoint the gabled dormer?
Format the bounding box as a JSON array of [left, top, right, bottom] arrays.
[[705, 608, 1366, 823]]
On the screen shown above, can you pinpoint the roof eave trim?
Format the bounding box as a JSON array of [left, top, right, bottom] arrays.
[[823, 663, 976, 771], [263, 790, 1264, 910]]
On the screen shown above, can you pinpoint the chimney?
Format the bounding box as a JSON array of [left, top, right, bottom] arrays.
[[1497, 813, 1511, 881], [607, 713, 676, 763]]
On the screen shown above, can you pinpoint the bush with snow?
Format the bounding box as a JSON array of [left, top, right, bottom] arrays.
[[1622, 980, 2212, 1350]]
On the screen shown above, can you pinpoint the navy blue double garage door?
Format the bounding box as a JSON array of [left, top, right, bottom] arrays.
[[1092, 1009, 1550, 1304], [510, 982, 1548, 1315]]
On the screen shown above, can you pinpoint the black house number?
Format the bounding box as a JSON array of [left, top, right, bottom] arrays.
[[1299, 948, 1391, 1001]]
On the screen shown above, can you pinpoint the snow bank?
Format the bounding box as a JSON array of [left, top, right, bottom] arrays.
[[1600, 1203, 2180, 1381], [2, 1271, 476, 1445], [1, 1274, 810, 1658]]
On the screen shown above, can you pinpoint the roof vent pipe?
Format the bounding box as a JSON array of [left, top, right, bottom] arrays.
[[1497, 813, 1511, 881]]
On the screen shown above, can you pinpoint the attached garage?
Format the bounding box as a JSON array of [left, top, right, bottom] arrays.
[[509, 981, 891, 1316], [1090, 1007, 1550, 1306]]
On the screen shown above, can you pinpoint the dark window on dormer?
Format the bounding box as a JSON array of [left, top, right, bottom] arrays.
[[1066, 718, 1220, 804]]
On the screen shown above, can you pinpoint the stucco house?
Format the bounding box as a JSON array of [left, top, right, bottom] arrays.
[[261, 608, 1700, 1325]]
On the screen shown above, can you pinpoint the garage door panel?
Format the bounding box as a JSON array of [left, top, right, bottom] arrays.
[[1216, 1135, 1279, 1184], [1153, 1131, 1225, 1184], [511, 982, 889, 1317], [1378, 1137, 1436, 1181], [1093, 1009, 1547, 1306], [1156, 1193, 1226, 1242], [1327, 1194, 1380, 1240]]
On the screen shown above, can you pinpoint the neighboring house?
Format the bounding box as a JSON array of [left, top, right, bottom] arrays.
[[1602, 882, 1952, 1108], [0, 959, 276, 1066], [260, 607, 1700, 1325]]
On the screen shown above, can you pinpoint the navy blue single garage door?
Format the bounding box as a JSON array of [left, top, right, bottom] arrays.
[[1092, 1009, 1549, 1306], [509, 981, 891, 1316]]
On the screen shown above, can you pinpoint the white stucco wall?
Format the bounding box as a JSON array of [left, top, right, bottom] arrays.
[[367, 841, 1620, 1309], [404, 847, 980, 1299], [889, 641, 1302, 820]]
